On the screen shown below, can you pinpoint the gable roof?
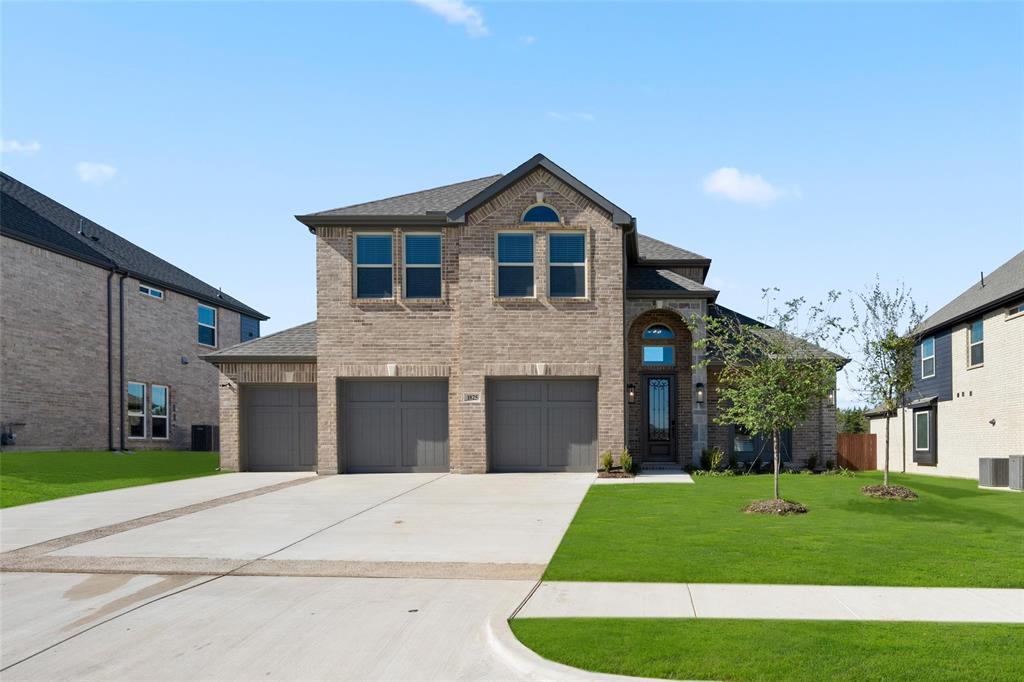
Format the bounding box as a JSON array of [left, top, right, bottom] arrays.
[[1, 172, 267, 320], [203, 321, 316, 363], [636, 234, 708, 263], [627, 267, 718, 299], [915, 250, 1024, 337], [710, 304, 848, 364]]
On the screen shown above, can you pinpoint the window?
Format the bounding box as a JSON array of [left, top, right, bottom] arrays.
[[1007, 302, 1024, 319], [643, 324, 675, 340], [522, 204, 560, 223], [127, 382, 146, 439], [198, 304, 217, 347], [968, 319, 984, 367], [151, 385, 169, 440], [404, 234, 442, 299], [139, 284, 163, 299], [921, 337, 935, 379], [355, 233, 393, 299], [643, 346, 675, 365], [914, 411, 930, 451], [497, 233, 534, 297], [549, 233, 586, 298]]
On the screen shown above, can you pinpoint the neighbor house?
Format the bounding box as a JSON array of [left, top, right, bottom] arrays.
[[867, 250, 1023, 479], [0, 172, 267, 451], [205, 154, 840, 473]]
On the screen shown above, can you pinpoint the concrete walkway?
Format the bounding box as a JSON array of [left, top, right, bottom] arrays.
[[594, 469, 694, 485], [516, 581, 1024, 623]]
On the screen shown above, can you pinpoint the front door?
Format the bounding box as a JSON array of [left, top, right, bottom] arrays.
[[644, 375, 675, 462]]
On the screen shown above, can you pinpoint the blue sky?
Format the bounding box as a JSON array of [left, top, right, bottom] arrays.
[[3, 1, 1022, 406]]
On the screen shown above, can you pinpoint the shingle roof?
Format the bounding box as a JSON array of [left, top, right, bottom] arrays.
[[1, 172, 267, 320], [204, 321, 316, 362], [915, 250, 1024, 337], [710, 304, 847, 363], [637, 234, 708, 262], [303, 175, 503, 218], [627, 267, 717, 296]]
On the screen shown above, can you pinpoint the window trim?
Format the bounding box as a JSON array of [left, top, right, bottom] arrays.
[[914, 410, 931, 452], [151, 384, 169, 441], [920, 336, 935, 379], [520, 203, 561, 224], [1006, 302, 1024, 320], [495, 231, 536, 299], [547, 231, 588, 299], [197, 304, 217, 348], [967, 319, 984, 368], [127, 381, 147, 440], [402, 231, 443, 300], [139, 284, 164, 299], [353, 231, 395, 300]]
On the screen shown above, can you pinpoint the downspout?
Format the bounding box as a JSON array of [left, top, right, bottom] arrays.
[[106, 269, 114, 450], [118, 273, 127, 450]]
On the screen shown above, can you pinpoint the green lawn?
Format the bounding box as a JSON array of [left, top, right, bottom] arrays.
[[511, 618, 1024, 682], [0, 450, 222, 508], [544, 472, 1023, 588]]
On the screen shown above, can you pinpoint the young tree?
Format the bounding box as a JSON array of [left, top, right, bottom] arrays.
[[847, 278, 924, 489], [838, 407, 870, 433], [697, 291, 845, 507]]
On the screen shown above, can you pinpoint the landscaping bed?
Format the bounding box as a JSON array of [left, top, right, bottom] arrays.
[[0, 450, 222, 507]]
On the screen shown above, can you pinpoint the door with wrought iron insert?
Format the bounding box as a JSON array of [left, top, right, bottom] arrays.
[[644, 375, 675, 462]]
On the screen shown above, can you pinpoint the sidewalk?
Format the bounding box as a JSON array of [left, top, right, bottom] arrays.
[[515, 581, 1024, 623]]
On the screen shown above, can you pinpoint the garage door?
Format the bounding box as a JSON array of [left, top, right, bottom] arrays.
[[488, 379, 597, 472], [242, 385, 317, 471], [341, 380, 449, 473]]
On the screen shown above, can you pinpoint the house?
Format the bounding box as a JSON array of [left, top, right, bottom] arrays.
[[0, 172, 267, 451], [867, 251, 1023, 479], [205, 154, 840, 473]]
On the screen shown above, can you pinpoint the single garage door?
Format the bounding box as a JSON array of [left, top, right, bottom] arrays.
[[242, 385, 317, 471], [341, 380, 449, 473], [488, 379, 597, 472]]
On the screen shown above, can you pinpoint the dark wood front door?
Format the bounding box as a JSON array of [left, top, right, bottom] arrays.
[[644, 375, 675, 462]]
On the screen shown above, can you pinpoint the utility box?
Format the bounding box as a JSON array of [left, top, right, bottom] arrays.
[[1009, 455, 1024, 491], [979, 458, 1009, 488], [191, 424, 220, 452]]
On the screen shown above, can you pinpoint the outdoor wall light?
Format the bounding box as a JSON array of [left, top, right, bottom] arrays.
[[827, 388, 837, 407], [627, 384, 636, 404], [695, 382, 705, 407]]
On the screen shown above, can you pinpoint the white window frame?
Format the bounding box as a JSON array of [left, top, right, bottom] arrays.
[[151, 384, 169, 441], [495, 231, 536, 299], [198, 304, 217, 348], [402, 232, 442, 300], [127, 381, 147, 440], [968, 319, 984, 368], [1007, 302, 1024, 320], [139, 284, 164, 299], [914, 410, 931, 452], [353, 232, 395, 300], [921, 337, 935, 379], [547, 231, 588, 299]]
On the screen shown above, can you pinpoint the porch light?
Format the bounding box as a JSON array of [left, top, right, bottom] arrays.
[[627, 384, 636, 404], [695, 382, 705, 407], [828, 388, 836, 407]]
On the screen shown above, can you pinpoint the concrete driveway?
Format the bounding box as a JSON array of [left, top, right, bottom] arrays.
[[0, 471, 595, 680]]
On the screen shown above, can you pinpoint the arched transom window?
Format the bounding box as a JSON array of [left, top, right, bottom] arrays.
[[642, 323, 675, 365], [521, 204, 560, 223]]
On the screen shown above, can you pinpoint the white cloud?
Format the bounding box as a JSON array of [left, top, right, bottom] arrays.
[[519, 35, 537, 46], [76, 161, 117, 185], [412, 0, 488, 38], [546, 111, 596, 122], [1, 138, 42, 154], [702, 167, 791, 204]]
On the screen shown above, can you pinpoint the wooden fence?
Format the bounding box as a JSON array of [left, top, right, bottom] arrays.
[[837, 433, 877, 471]]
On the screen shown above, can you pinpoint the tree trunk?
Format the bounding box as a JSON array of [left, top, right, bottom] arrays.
[[884, 414, 891, 488], [772, 429, 780, 500], [900, 403, 907, 474]]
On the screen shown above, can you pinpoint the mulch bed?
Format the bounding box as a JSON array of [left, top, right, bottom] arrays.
[[862, 484, 918, 500], [597, 471, 635, 479], [743, 499, 808, 515]]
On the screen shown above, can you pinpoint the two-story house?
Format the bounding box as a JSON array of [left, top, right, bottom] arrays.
[[205, 154, 840, 474], [0, 172, 267, 451], [867, 250, 1023, 479]]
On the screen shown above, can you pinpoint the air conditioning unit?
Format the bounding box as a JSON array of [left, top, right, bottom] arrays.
[[978, 458, 1009, 488], [1009, 455, 1023, 491]]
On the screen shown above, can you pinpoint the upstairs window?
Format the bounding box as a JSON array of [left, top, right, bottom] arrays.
[[151, 385, 169, 440], [127, 382, 146, 439], [404, 234, 442, 299], [549, 232, 586, 298], [522, 204, 560, 223], [921, 337, 935, 379], [1007, 302, 1024, 319], [968, 319, 984, 367], [139, 284, 163, 299], [355, 233, 394, 299], [198, 304, 217, 347], [497, 233, 534, 297]]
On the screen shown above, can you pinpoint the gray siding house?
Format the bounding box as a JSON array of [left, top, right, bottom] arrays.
[[0, 172, 267, 451], [206, 154, 841, 474]]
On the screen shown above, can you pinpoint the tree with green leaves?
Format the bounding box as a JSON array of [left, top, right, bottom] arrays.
[[838, 407, 870, 433], [847, 277, 924, 489], [696, 290, 845, 508]]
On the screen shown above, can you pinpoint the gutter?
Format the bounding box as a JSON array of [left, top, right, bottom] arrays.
[[295, 214, 452, 234], [913, 288, 1024, 339]]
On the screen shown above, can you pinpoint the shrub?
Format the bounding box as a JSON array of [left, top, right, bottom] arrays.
[[701, 447, 726, 471], [699, 448, 712, 471], [600, 450, 614, 473], [620, 449, 633, 474], [822, 466, 856, 478], [825, 458, 836, 470], [806, 454, 819, 471]]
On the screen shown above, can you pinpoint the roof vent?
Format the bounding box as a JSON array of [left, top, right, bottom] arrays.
[[980, 271, 986, 288]]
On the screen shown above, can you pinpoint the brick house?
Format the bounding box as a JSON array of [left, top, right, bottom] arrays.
[[0, 172, 267, 451], [206, 155, 840, 473], [867, 251, 1023, 479]]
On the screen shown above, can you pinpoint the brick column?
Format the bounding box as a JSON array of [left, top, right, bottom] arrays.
[[218, 371, 240, 472], [690, 306, 708, 467]]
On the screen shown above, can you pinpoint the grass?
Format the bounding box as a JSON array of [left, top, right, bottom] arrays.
[[544, 472, 1023, 588], [511, 618, 1024, 682], [0, 450, 222, 508]]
